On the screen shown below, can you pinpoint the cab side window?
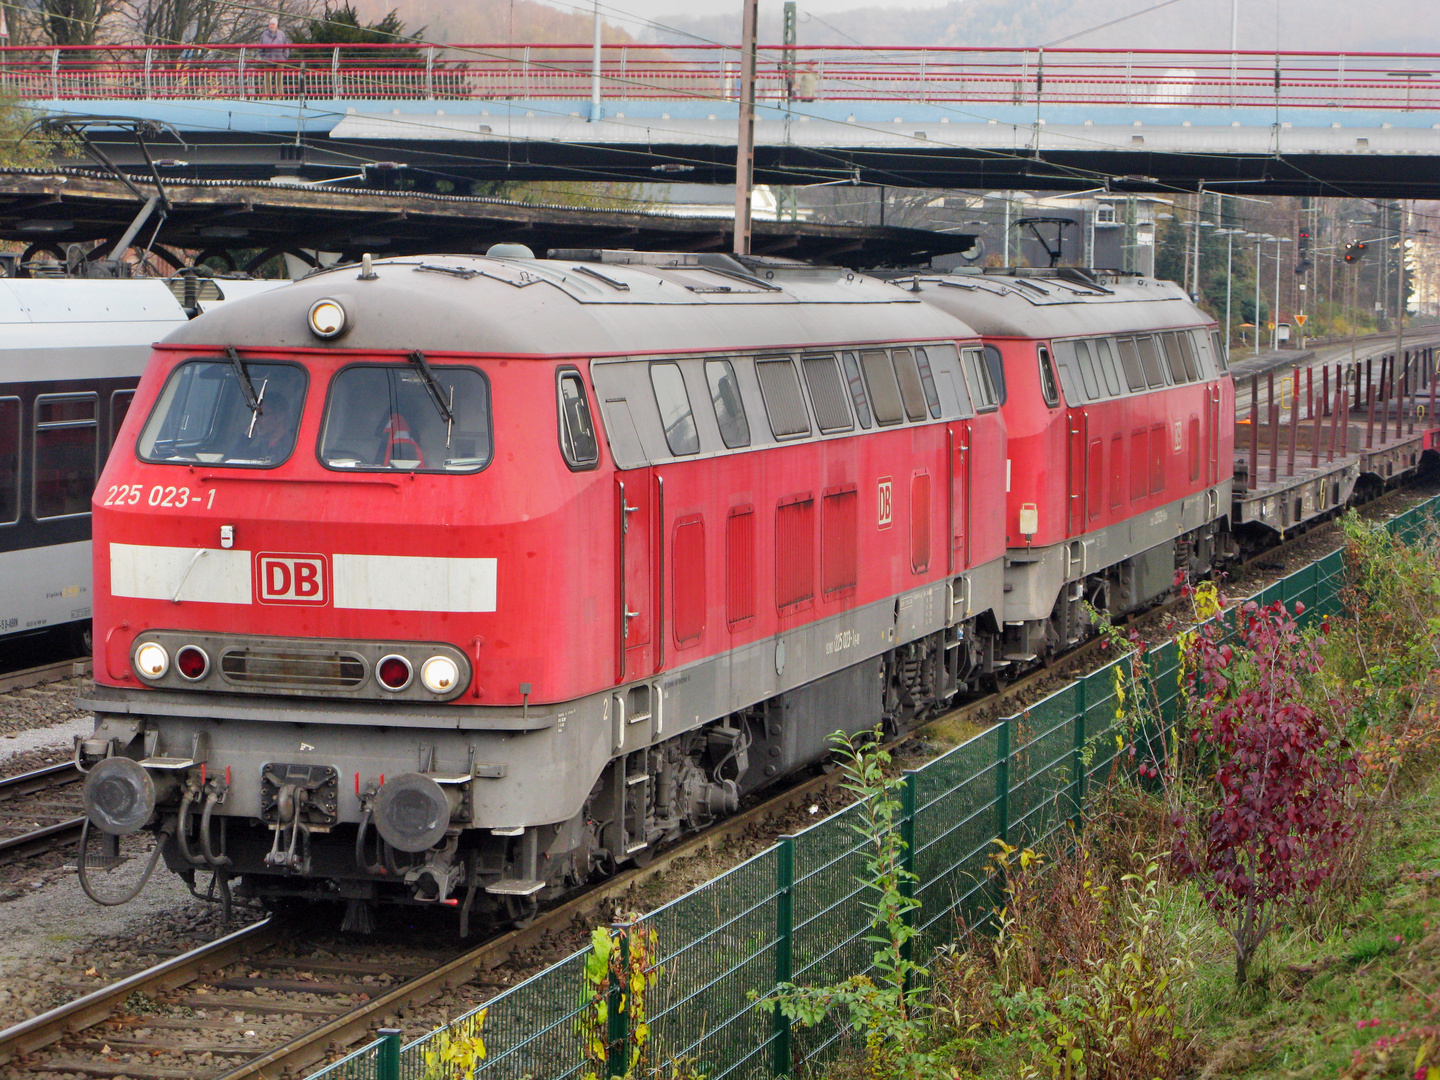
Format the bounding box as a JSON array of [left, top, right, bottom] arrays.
[[1037, 346, 1060, 407], [558, 370, 599, 469]]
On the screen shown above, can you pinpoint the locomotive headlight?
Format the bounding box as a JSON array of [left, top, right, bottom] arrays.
[[307, 298, 348, 339], [376, 654, 413, 691], [135, 642, 169, 680], [420, 655, 460, 694], [83, 757, 167, 835]]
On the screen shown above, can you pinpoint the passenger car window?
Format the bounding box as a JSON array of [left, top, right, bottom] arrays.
[[892, 349, 929, 422], [859, 350, 904, 425], [1037, 346, 1060, 407], [649, 362, 699, 456], [840, 352, 873, 429], [801, 355, 854, 434], [109, 390, 135, 451], [318, 364, 489, 472], [705, 359, 751, 448], [0, 397, 18, 525], [141, 360, 309, 469], [557, 371, 599, 469], [34, 393, 98, 520], [756, 357, 811, 438]]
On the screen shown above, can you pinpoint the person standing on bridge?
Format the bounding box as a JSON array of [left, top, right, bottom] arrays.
[[258, 16, 292, 96]]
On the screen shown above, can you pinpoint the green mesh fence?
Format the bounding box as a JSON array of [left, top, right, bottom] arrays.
[[644, 846, 785, 1078], [312, 1037, 389, 1079], [307, 493, 1440, 1080], [911, 726, 1003, 949]]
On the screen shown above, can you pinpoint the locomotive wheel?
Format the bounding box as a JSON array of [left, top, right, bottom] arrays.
[[628, 844, 654, 869], [68, 621, 94, 656]]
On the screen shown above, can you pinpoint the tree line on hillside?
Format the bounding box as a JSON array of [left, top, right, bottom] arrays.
[[0, 0, 421, 52]]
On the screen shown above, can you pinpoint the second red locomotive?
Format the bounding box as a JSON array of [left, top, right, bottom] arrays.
[[905, 267, 1234, 668]]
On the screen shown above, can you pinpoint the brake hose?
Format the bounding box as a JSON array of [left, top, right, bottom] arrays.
[[77, 821, 172, 906]]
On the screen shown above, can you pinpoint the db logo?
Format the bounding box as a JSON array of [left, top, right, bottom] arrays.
[[255, 552, 329, 605], [877, 477, 893, 529]]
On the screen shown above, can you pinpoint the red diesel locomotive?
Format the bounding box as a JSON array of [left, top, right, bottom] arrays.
[[77, 250, 1010, 928], [907, 268, 1234, 668]]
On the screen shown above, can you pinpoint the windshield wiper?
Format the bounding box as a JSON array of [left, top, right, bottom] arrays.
[[408, 350, 455, 447], [225, 345, 261, 416]]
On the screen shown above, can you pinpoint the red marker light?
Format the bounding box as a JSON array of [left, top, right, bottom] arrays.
[[176, 645, 209, 680], [377, 655, 412, 690]]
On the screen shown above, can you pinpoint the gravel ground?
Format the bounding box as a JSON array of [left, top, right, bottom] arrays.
[[0, 676, 91, 741]]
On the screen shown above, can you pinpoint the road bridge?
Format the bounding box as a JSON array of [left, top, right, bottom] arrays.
[[2, 45, 1438, 195]]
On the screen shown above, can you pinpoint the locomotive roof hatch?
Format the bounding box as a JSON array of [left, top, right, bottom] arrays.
[[160, 252, 979, 359], [902, 267, 1211, 340]]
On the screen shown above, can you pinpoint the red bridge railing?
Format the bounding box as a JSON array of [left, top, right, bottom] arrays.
[[0, 43, 1436, 112]]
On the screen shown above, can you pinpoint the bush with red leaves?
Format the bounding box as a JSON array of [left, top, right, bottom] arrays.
[[1170, 599, 1362, 986]]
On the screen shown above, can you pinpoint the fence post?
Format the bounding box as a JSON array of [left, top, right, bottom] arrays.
[[996, 720, 1010, 844], [377, 1028, 401, 1080], [900, 770, 918, 991], [773, 835, 795, 1078], [607, 923, 630, 1078], [1073, 676, 1087, 826]]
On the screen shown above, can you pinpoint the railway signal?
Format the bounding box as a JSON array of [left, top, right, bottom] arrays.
[[1344, 240, 1368, 263]]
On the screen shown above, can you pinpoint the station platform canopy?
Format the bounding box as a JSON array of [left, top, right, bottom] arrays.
[[0, 167, 976, 275]]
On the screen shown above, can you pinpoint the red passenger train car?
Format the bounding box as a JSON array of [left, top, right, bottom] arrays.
[[907, 267, 1234, 667], [77, 250, 1007, 928]]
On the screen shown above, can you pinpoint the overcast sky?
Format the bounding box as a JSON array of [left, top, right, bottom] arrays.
[[557, 0, 965, 33], [529, 0, 1428, 51]]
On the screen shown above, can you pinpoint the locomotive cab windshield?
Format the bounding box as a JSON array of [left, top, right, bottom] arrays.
[[137, 359, 308, 468], [320, 364, 492, 472]]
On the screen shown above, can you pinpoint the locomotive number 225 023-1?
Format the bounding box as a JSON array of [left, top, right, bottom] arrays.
[[102, 484, 217, 510]]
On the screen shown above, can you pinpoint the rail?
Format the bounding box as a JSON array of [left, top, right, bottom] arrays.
[[0, 919, 278, 1064], [0, 44, 1436, 112], [0, 657, 90, 694]]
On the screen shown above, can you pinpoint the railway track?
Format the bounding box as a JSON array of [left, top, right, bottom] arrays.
[[0, 480, 1427, 1080], [0, 657, 91, 695], [0, 762, 85, 865], [0, 758, 865, 1079]]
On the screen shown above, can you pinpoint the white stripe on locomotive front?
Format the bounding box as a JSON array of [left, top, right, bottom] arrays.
[[109, 542, 498, 612], [332, 553, 496, 612], [110, 543, 253, 604]]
